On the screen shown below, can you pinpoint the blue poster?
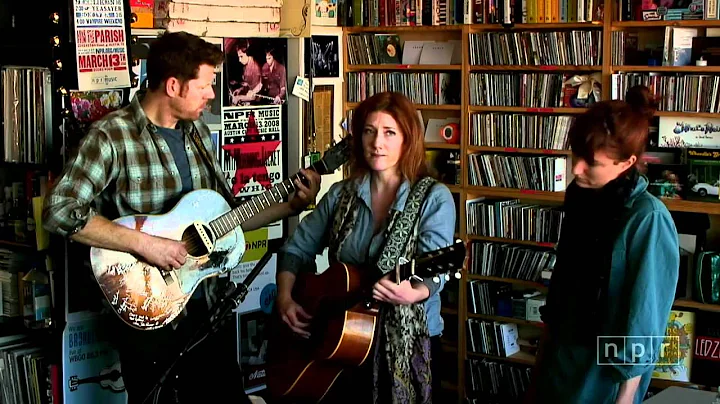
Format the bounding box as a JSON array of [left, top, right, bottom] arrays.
[[62, 311, 127, 404]]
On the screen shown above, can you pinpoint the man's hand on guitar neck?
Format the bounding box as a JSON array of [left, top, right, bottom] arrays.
[[289, 169, 321, 213]]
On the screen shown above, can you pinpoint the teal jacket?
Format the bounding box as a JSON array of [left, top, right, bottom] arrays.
[[535, 176, 680, 403]]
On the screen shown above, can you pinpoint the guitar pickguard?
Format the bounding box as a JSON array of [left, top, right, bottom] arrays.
[[90, 190, 246, 330]]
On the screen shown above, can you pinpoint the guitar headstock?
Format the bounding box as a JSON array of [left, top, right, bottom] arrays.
[[69, 375, 79, 391], [399, 239, 466, 284], [312, 135, 352, 175]]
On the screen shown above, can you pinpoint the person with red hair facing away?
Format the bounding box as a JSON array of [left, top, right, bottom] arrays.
[[524, 85, 680, 404]]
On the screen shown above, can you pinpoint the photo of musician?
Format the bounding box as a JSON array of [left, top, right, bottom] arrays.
[[42, 31, 320, 404], [262, 46, 287, 105], [524, 85, 680, 404], [273, 91, 456, 402], [224, 38, 288, 107], [226, 38, 263, 107]]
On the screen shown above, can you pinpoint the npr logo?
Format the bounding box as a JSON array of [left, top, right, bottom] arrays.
[[597, 336, 682, 366]]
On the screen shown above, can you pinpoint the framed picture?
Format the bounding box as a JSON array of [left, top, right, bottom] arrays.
[[309, 36, 339, 78]]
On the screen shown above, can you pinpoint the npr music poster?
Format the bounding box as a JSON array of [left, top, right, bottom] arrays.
[[221, 106, 284, 240], [72, 0, 131, 91]]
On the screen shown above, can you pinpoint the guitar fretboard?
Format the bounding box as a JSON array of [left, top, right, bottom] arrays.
[[206, 135, 350, 240], [208, 158, 329, 239]]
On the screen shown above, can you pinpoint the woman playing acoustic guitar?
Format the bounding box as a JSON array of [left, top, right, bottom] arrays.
[[271, 91, 457, 403]]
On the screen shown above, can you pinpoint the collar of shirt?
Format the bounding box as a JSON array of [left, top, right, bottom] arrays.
[[355, 173, 411, 212]]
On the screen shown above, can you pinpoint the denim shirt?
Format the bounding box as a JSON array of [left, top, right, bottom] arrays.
[[278, 174, 457, 337]]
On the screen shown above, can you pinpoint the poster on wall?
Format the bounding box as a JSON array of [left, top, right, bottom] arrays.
[[62, 311, 127, 404], [309, 35, 339, 78], [73, 0, 131, 91], [314, 0, 338, 26], [222, 38, 287, 241], [231, 229, 277, 315]]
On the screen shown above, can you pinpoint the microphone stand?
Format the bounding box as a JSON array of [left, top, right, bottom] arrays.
[[142, 249, 276, 404]]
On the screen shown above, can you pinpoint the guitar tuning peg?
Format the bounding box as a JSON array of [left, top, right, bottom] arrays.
[[432, 276, 440, 283], [454, 271, 462, 279], [444, 273, 450, 281]]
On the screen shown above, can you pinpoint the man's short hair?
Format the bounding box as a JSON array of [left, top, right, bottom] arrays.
[[146, 31, 223, 91]]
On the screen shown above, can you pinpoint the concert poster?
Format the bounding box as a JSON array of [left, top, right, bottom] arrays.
[[72, 0, 131, 91], [62, 311, 127, 404], [221, 105, 284, 240], [223, 38, 288, 107], [220, 38, 287, 241]]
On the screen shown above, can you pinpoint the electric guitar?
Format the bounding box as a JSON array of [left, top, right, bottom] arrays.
[[68, 361, 124, 392], [89, 136, 352, 331], [266, 240, 466, 403]]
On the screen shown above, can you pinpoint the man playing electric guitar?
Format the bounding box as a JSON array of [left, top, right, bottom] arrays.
[[43, 32, 320, 404]]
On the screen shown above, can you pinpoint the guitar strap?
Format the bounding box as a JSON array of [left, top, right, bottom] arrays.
[[374, 176, 437, 274], [188, 124, 238, 208]]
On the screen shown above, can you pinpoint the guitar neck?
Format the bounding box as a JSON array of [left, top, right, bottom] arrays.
[[208, 159, 330, 239]]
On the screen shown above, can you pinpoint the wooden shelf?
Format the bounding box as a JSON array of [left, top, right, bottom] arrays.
[[469, 106, 588, 114], [662, 199, 720, 215], [470, 65, 601, 72], [469, 22, 603, 30], [467, 350, 536, 365], [466, 186, 566, 202], [344, 25, 463, 33], [613, 65, 720, 73], [613, 20, 720, 28], [467, 235, 557, 248], [441, 307, 459, 315], [467, 274, 549, 290], [468, 312, 545, 327], [655, 111, 720, 119], [468, 146, 572, 155], [346, 102, 461, 111], [674, 299, 720, 313], [426, 142, 461, 150], [347, 64, 461, 71]]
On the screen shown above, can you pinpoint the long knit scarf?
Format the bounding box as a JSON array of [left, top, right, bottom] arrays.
[[544, 169, 639, 340], [328, 177, 437, 404]]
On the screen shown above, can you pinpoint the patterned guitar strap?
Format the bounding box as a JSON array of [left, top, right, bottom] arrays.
[[329, 176, 437, 404]]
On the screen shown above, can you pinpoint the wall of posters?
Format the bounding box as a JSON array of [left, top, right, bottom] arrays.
[[222, 38, 288, 241], [73, 0, 131, 91]]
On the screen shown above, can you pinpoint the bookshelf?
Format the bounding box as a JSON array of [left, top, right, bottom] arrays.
[[342, 2, 720, 401]]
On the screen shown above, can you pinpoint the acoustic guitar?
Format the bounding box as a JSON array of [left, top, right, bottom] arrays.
[[89, 136, 351, 331], [266, 240, 466, 403], [68, 361, 124, 392]]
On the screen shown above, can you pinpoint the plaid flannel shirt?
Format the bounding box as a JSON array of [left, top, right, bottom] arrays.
[[43, 93, 230, 237]]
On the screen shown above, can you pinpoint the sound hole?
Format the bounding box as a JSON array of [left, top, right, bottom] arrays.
[[181, 225, 211, 257]]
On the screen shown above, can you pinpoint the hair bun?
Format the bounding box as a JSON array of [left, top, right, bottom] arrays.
[[625, 85, 658, 121]]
